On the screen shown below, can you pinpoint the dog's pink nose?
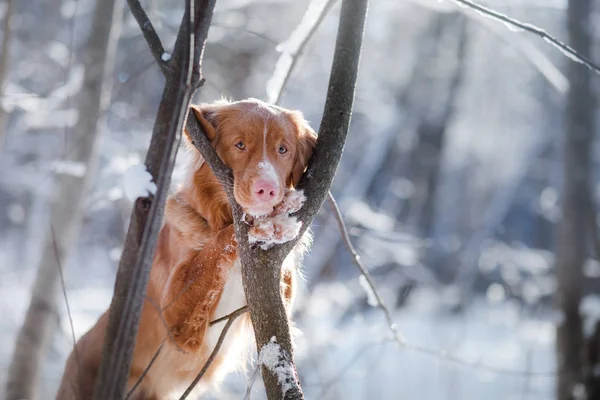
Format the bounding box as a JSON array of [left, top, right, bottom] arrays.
[[253, 179, 278, 201]]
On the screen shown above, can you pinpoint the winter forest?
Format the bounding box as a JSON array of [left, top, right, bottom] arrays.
[[1, 0, 599, 399]]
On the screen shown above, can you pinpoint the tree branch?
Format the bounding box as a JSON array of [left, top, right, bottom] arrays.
[[124, 340, 165, 400], [92, 1, 216, 399], [99, 0, 367, 398], [126, 0, 169, 75], [185, 116, 235, 200], [125, 307, 248, 399], [188, 0, 369, 398], [288, 0, 368, 236], [452, 0, 600, 75], [209, 305, 248, 326], [178, 306, 249, 400], [329, 193, 560, 378], [266, 0, 338, 104], [327, 193, 406, 345]]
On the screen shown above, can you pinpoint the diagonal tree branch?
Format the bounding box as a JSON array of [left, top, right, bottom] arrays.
[[126, 0, 169, 74], [178, 306, 249, 399], [452, 0, 600, 75], [185, 117, 234, 197], [266, 0, 338, 104], [330, 192, 561, 378], [124, 340, 165, 400], [188, 0, 369, 398], [92, 1, 216, 399], [327, 193, 406, 345], [125, 305, 249, 398], [286, 0, 367, 235]]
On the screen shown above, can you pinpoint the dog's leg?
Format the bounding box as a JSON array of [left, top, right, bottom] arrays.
[[160, 225, 237, 353]]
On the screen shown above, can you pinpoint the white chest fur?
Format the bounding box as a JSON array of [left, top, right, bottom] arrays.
[[205, 259, 249, 355], [202, 257, 257, 395]]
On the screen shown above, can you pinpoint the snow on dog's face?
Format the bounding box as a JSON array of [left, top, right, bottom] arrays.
[[186, 99, 317, 217]]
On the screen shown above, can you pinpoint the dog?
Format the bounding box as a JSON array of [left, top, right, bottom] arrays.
[[56, 98, 317, 399]]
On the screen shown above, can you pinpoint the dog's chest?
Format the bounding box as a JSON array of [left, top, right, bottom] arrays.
[[204, 259, 249, 358]]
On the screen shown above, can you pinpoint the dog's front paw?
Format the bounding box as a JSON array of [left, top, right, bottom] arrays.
[[248, 214, 302, 250]]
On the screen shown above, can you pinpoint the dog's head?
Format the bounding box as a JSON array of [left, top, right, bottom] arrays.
[[185, 98, 317, 217]]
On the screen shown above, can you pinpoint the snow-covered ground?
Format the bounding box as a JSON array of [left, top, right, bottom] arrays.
[[0, 242, 558, 399]]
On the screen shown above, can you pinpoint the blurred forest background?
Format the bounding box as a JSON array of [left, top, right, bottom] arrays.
[[0, 0, 599, 399]]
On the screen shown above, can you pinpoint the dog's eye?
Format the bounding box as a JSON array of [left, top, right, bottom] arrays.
[[235, 141, 246, 150], [278, 145, 288, 154]]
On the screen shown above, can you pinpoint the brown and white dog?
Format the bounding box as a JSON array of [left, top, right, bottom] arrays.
[[56, 98, 317, 400]]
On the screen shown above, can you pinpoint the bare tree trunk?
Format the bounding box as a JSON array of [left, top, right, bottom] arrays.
[[4, 0, 123, 398], [0, 0, 14, 154], [93, 1, 216, 398], [556, 0, 595, 398]]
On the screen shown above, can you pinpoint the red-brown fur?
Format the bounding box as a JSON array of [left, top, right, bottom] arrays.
[[56, 98, 317, 400]]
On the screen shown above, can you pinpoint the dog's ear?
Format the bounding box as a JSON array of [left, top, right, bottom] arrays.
[[287, 112, 318, 188], [182, 103, 224, 175], [184, 104, 220, 148]]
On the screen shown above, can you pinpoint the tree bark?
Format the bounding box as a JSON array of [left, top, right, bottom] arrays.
[[556, 0, 595, 398], [4, 0, 123, 398], [92, 1, 216, 399]]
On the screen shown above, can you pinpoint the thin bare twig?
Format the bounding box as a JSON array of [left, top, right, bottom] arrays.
[[125, 306, 248, 398], [266, 0, 338, 104], [211, 22, 278, 45], [51, 227, 83, 398], [329, 193, 559, 377], [452, 0, 600, 74], [125, 340, 166, 400], [185, 116, 235, 201], [178, 306, 249, 400], [244, 365, 260, 400], [126, 0, 169, 74], [327, 193, 406, 346], [406, 0, 569, 94], [316, 341, 384, 399], [143, 295, 186, 353], [210, 305, 249, 326]]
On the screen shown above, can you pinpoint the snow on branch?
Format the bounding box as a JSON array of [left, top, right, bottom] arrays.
[[258, 337, 297, 398]]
